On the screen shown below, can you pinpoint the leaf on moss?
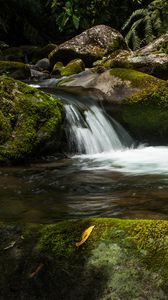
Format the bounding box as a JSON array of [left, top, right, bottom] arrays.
[[76, 225, 95, 247]]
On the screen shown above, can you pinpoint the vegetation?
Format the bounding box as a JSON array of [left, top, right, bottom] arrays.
[[0, 0, 167, 49], [0, 0, 136, 45], [122, 0, 168, 49]]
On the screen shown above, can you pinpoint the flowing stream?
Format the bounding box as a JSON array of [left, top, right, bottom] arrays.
[[1, 85, 168, 223]]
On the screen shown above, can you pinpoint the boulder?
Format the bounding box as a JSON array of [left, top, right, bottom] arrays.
[[56, 68, 168, 144], [49, 25, 128, 68], [35, 58, 50, 71], [51, 61, 64, 76], [0, 218, 168, 299], [99, 34, 168, 80], [0, 61, 31, 80], [0, 75, 63, 164]]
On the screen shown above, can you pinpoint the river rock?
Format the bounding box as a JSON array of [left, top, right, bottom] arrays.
[[0, 60, 31, 79], [35, 58, 50, 71], [30, 68, 51, 80], [0, 218, 168, 299], [60, 58, 85, 76], [100, 34, 168, 80], [0, 75, 63, 164], [57, 68, 168, 144], [49, 25, 128, 68], [51, 61, 64, 76]]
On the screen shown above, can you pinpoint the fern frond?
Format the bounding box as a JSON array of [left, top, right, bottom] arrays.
[[152, 10, 162, 34], [122, 9, 147, 30], [144, 15, 154, 44], [132, 29, 141, 50]]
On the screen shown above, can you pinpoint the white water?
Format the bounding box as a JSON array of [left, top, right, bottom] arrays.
[[74, 146, 168, 175], [65, 103, 133, 154], [64, 102, 168, 176]]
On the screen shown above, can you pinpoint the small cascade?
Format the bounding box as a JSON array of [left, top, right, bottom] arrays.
[[64, 102, 133, 154]]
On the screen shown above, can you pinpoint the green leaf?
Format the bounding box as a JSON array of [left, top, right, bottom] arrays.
[[72, 15, 80, 29], [57, 12, 69, 31]]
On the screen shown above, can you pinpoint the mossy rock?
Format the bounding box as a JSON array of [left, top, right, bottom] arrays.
[[49, 25, 128, 68], [0, 218, 168, 299], [0, 75, 63, 164], [0, 61, 30, 79], [109, 68, 168, 144], [51, 61, 64, 76], [60, 59, 85, 76]]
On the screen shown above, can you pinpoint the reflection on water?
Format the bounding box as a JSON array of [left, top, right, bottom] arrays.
[[1, 146, 168, 223]]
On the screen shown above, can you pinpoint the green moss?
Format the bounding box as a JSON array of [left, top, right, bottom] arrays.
[[0, 75, 63, 163], [107, 68, 168, 142], [110, 68, 162, 88], [60, 59, 85, 76], [1, 219, 168, 298], [51, 61, 64, 75], [120, 83, 168, 142]]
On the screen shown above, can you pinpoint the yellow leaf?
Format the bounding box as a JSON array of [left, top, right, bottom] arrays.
[[76, 225, 95, 247]]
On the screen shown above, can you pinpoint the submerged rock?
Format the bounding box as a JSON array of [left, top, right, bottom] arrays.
[[0, 75, 63, 164], [49, 25, 128, 68], [0, 218, 168, 299]]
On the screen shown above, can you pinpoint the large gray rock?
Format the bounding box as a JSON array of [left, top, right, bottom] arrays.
[[49, 25, 128, 68], [101, 34, 168, 79]]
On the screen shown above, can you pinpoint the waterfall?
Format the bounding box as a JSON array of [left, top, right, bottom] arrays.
[[64, 101, 133, 154]]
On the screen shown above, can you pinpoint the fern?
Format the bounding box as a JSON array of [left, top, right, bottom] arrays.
[[122, 0, 168, 50]]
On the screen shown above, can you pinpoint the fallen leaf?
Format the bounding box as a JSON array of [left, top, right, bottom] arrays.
[[76, 225, 95, 247], [29, 263, 44, 278], [4, 241, 16, 250]]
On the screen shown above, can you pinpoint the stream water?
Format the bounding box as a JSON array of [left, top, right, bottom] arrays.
[[1, 84, 168, 223]]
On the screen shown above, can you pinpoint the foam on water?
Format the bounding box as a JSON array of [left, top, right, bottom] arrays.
[[74, 146, 168, 175]]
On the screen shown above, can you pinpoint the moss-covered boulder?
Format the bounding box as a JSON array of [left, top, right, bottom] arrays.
[[0, 61, 30, 79], [109, 68, 168, 144], [99, 34, 168, 80], [1, 218, 168, 299], [49, 25, 128, 68], [60, 59, 85, 76], [51, 61, 64, 76], [0, 75, 63, 164]]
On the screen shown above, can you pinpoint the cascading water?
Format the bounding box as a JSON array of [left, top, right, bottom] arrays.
[[64, 101, 133, 154]]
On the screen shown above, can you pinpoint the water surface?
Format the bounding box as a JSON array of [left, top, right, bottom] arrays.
[[1, 146, 168, 223]]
